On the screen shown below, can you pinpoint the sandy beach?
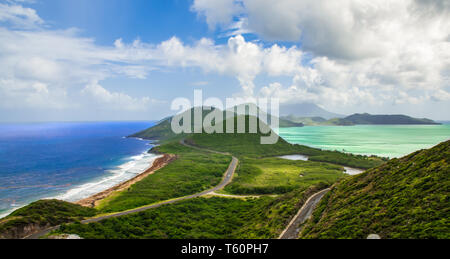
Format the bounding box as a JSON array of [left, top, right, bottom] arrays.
[[75, 153, 177, 208]]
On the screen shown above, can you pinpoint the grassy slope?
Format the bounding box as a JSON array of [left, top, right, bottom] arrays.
[[300, 140, 450, 239], [129, 118, 178, 141], [132, 107, 386, 168], [54, 184, 329, 239], [97, 143, 231, 213], [0, 200, 96, 238], [282, 116, 355, 126], [187, 116, 385, 169], [2, 109, 386, 238], [224, 157, 345, 195]]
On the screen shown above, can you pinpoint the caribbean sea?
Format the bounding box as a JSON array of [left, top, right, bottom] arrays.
[[0, 121, 156, 218], [278, 124, 450, 158]]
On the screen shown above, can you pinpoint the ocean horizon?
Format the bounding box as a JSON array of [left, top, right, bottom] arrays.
[[0, 121, 156, 218]]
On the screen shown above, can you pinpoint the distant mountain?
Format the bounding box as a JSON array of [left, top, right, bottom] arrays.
[[282, 115, 327, 125], [282, 115, 354, 126], [280, 103, 344, 120], [231, 103, 303, 128], [344, 113, 441, 125], [300, 140, 450, 239], [281, 112, 441, 126]]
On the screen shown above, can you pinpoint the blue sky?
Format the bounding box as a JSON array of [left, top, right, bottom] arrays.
[[0, 0, 449, 121], [33, 0, 213, 45]]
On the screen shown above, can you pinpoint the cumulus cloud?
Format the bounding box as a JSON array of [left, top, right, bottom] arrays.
[[0, 1, 448, 120], [193, 0, 450, 59], [0, 9, 159, 113], [81, 81, 159, 111], [113, 34, 304, 96], [191, 0, 243, 29], [191, 0, 450, 112], [0, 2, 42, 29]]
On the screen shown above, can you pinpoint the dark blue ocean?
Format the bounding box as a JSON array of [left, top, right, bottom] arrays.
[[0, 121, 156, 217]]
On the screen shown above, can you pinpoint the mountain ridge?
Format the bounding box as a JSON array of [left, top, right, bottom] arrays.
[[344, 113, 441, 125], [280, 103, 344, 120], [282, 113, 441, 126]]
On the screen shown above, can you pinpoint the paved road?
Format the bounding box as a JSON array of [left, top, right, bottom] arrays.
[[279, 188, 331, 239], [25, 141, 238, 239], [83, 156, 238, 224]]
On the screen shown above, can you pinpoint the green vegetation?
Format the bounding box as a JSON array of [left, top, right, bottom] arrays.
[[281, 113, 440, 126], [278, 118, 304, 127], [55, 184, 329, 239], [132, 107, 386, 169], [187, 119, 385, 169], [59, 197, 261, 239], [2, 106, 397, 239], [224, 157, 345, 195], [97, 143, 231, 213], [130, 105, 303, 142], [129, 118, 179, 142], [344, 113, 440, 125], [282, 115, 328, 126], [236, 183, 330, 238], [300, 140, 450, 239], [0, 200, 96, 238], [282, 115, 354, 126]]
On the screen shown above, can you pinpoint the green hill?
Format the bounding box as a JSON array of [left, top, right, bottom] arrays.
[[281, 116, 329, 126], [344, 113, 440, 125], [0, 200, 96, 239], [281, 115, 355, 126], [300, 140, 450, 239], [130, 117, 177, 141], [231, 103, 304, 128], [281, 113, 440, 126], [130, 105, 302, 142], [132, 107, 385, 169]]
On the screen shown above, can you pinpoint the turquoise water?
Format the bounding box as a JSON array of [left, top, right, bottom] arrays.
[[277, 125, 450, 158]]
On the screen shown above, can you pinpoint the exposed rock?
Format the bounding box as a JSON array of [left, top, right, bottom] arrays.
[[367, 234, 381, 239], [0, 223, 50, 239], [48, 234, 83, 239]]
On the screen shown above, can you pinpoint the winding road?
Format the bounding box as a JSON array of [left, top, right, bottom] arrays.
[[279, 188, 331, 239], [26, 139, 331, 240], [25, 141, 238, 239]]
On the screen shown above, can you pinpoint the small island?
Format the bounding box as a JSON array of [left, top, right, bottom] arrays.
[[282, 113, 441, 126]]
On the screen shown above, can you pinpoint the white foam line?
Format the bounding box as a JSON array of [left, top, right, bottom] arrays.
[[52, 151, 162, 203]]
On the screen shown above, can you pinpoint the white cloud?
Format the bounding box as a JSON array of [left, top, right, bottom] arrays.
[[0, 3, 42, 29], [0, 2, 448, 120], [0, 9, 160, 113], [81, 81, 157, 111], [191, 0, 243, 29], [194, 0, 450, 59], [0, 78, 70, 109], [191, 0, 450, 112]]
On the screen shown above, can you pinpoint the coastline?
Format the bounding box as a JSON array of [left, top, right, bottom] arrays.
[[75, 153, 177, 208], [0, 122, 159, 219]]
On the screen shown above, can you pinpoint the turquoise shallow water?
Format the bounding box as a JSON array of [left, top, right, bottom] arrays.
[[277, 125, 450, 158]]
